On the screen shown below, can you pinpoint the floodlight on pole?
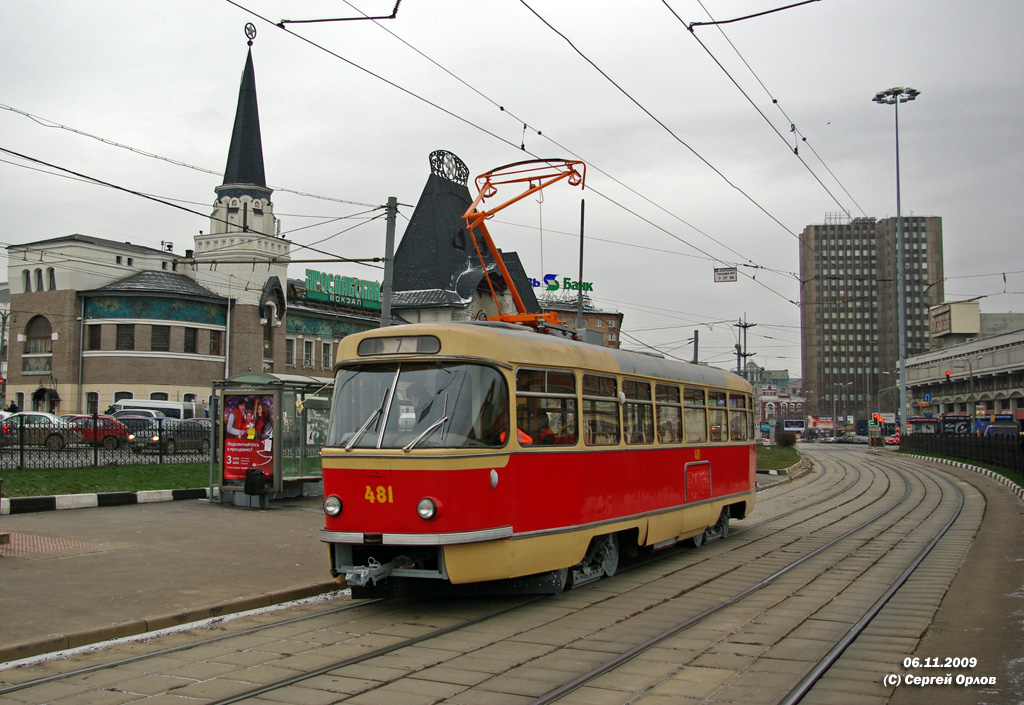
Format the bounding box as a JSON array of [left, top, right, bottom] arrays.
[[872, 86, 920, 433]]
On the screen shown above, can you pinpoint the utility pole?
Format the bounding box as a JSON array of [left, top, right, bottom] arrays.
[[735, 317, 756, 379], [0, 309, 9, 407], [691, 329, 699, 364], [380, 196, 397, 328]]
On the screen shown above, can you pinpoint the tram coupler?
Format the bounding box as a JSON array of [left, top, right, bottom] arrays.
[[344, 555, 416, 587]]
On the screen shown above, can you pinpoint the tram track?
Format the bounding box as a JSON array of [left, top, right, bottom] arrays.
[[0, 451, 977, 704]]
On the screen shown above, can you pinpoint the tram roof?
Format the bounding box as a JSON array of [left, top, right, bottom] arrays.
[[344, 322, 751, 393]]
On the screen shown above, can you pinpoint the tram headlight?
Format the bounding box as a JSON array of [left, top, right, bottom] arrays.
[[416, 497, 439, 520], [323, 495, 343, 517]]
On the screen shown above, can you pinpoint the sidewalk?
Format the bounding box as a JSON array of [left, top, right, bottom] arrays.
[[0, 496, 341, 662]]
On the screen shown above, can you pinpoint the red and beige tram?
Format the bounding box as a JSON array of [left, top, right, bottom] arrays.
[[320, 321, 756, 593]]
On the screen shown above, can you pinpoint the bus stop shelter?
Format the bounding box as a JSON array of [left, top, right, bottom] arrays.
[[210, 372, 333, 508]]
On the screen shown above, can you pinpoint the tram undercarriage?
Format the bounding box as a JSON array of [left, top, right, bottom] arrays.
[[328, 505, 740, 598]]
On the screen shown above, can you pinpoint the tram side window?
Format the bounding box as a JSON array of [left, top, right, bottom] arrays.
[[708, 390, 728, 442], [655, 384, 682, 444], [623, 379, 653, 445], [683, 387, 707, 443], [516, 368, 577, 446], [729, 393, 749, 441], [583, 373, 620, 446]]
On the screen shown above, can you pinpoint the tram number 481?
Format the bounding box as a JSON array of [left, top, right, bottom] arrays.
[[365, 485, 394, 504]]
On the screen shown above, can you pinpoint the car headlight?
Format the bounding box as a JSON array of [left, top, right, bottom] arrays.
[[323, 495, 343, 517], [416, 497, 438, 520]]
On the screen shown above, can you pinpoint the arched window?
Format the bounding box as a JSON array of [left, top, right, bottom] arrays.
[[263, 317, 273, 360], [34, 269, 43, 292], [114, 391, 133, 402], [24, 316, 53, 354], [150, 392, 169, 401], [22, 269, 31, 292], [47, 267, 56, 290], [86, 392, 99, 415], [22, 315, 53, 373]]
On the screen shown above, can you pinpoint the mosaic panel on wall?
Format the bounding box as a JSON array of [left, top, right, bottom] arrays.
[[286, 315, 373, 340], [84, 297, 226, 326]]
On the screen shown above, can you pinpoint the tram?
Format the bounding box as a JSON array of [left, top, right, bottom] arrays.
[[319, 321, 756, 594]]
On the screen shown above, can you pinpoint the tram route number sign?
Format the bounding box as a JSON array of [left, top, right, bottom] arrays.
[[714, 267, 738, 283]]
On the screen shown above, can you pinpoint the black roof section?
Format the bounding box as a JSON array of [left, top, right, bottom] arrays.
[[8, 233, 172, 257], [220, 47, 269, 198], [392, 151, 540, 313], [80, 270, 227, 303]]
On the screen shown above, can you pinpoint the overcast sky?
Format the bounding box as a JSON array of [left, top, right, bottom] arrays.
[[3, 0, 1022, 375]]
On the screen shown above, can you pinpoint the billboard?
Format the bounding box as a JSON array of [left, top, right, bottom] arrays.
[[222, 391, 280, 490], [783, 419, 806, 432], [807, 415, 833, 430]]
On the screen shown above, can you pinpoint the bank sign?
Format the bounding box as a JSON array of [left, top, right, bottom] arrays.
[[305, 268, 381, 310], [528, 274, 594, 292]]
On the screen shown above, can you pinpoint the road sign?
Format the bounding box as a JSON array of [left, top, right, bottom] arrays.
[[714, 267, 738, 283]]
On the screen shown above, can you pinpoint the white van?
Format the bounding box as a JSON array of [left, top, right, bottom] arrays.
[[106, 399, 203, 420]]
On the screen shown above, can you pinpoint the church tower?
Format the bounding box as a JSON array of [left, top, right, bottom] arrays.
[[192, 26, 288, 373]]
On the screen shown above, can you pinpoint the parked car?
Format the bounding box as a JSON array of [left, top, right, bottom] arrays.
[[111, 409, 166, 420], [68, 414, 131, 449], [884, 435, 900, 445], [121, 417, 210, 454], [0, 412, 83, 450]]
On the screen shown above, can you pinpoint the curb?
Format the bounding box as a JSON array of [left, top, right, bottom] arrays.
[[0, 580, 345, 664], [906, 453, 1024, 502], [1, 488, 213, 515], [757, 454, 812, 477]]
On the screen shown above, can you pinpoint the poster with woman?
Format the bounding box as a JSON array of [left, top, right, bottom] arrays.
[[222, 392, 276, 485]]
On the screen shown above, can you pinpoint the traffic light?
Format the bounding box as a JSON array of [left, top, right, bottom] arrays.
[[870, 413, 880, 425], [944, 370, 952, 382]]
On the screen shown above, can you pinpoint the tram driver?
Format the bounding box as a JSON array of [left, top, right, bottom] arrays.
[[520, 408, 555, 445]]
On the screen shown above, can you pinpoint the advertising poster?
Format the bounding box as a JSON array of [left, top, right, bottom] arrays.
[[222, 393, 276, 485]]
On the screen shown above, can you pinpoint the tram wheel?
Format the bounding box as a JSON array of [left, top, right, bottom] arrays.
[[599, 533, 620, 577], [687, 531, 705, 548], [705, 508, 731, 543]]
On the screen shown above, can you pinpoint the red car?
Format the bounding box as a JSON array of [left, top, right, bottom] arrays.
[[69, 415, 130, 449]]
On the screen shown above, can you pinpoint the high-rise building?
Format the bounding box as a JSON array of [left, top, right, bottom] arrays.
[[798, 215, 944, 428]]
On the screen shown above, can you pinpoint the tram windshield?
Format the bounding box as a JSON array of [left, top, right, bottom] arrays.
[[327, 362, 509, 449]]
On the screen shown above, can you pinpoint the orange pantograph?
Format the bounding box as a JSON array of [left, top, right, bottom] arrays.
[[461, 159, 585, 328]]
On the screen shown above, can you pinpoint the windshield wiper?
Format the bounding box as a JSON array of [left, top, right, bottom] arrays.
[[403, 415, 449, 452], [345, 389, 389, 451]]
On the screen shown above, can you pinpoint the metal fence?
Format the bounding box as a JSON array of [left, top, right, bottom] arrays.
[[0, 416, 214, 471], [903, 433, 1024, 474]]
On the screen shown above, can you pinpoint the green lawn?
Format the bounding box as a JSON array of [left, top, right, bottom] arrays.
[[0, 463, 211, 498], [755, 444, 801, 471]]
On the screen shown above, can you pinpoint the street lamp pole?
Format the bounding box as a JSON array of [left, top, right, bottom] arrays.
[[953, 356, 982, 432], [832, 382, 852, 438], [873, 86, 920, 435]]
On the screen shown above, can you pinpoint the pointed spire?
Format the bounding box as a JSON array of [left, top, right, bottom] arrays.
[[221, 45, 268, 194]]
